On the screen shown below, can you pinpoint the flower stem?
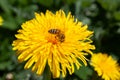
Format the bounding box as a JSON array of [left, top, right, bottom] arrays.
[[91, 71, 101, 80], [43, 64, 52, 80]]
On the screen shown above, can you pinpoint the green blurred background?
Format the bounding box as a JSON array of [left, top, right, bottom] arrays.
[[0, 0, 120, 80]]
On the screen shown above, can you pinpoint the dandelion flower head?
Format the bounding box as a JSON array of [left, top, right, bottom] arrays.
[[12, 10, 95, 78], [90, 53, 120, 80], [0, 16, 3, 26]]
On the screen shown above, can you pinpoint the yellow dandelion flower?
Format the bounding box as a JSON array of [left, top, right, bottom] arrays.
[[90, 53, 120, 80], [12, 10, 95, 78], [0, 16, 3, 26]]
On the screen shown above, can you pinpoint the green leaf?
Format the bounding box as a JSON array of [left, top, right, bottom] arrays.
[[18, 0, 28, 6], [81, 0, 95, 7], [0, 0, 11, 14], [97, 0, 120, 11], [114, 11, 120, 21], [63, 0, 77, 4], [2, 17, 18, 30], [54, 0, 61, 6], [74, 66, 93, 80], [0, 61, 11, 70], [38, 0, 53, 7]]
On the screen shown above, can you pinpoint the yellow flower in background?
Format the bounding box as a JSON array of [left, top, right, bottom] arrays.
[[12, 10, 95, 78], [90, 53, 120, 80], [0, 16, 3, 26]]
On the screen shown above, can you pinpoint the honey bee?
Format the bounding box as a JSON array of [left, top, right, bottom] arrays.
[[48, 29, 61, 34], [48, 29, 65, 42]]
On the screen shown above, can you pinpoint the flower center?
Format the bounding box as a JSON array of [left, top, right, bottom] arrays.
[[47, 29, 65, 44]]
